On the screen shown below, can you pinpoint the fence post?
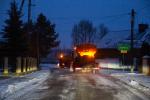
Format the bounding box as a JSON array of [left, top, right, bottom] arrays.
[[29, 57, 31, 71], [27, 57, 29, 72], [35, 58, 38, 71], [3, 57, 9, 75], [30, 57, 33, 71], [33, 58, 37, 71], [16, 57, 21, 75], [142, 56, 150, 75], [23, 58, 26, 73]]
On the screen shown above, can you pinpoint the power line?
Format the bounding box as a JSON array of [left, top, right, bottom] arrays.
[[0, 12, 7, 15], [48, 13, 130, 27], [136, 4, 150, 20], [55, 29, 139, 33], [138, 4, 150, 12], [109, 29, 130, 32], [100, 14, 129, 24], [99, 29, 139, 33], [49, 13, 129, 20]]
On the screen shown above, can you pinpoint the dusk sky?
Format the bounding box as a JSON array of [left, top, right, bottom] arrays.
[[0, 0, 150, 48]]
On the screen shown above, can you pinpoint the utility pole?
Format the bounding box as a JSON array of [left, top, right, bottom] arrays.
[[20, 0, 25, 13], [27, 0, 40, 70], [130, 9, 135, 72], [36, 30, 40, 70], [27, 0, 32, 34], [20, 0, 33, 23], [28, 0, 31, 23]]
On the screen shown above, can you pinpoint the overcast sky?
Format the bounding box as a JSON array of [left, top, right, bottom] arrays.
[[0, 0, 150, 48]]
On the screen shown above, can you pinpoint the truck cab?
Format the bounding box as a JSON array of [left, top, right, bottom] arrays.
[[73, 43, 99, 73]]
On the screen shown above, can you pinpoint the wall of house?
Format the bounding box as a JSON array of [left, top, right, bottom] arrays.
[[96, 58, 122, 69]]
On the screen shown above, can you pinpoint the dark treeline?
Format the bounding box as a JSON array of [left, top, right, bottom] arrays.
[[0, 1, 60, 70]]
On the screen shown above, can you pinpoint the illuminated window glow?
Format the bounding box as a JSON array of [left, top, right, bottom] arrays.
[[78, 50, 96, 57], [76, 43, 97, 57], [60, 54, 64, 58]]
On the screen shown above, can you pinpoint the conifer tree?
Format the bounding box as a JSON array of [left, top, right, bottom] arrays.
[[33, 13, 59, 57], [2, 0, 29, 57]]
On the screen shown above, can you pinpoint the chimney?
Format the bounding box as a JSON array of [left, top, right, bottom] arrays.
[[139, 24, 149, 33]]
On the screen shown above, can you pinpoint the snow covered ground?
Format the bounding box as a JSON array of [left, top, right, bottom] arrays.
[[40, 63, 59, 70], [0, 69, 50, 100], [0, 65, 150, 100], [100, 69, 150, 94]]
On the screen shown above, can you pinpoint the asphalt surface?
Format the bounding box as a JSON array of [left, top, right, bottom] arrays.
[[14, 69, 150, 100]]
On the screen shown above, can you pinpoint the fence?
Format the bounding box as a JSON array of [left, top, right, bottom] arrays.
[[0, 57, 37, 76]]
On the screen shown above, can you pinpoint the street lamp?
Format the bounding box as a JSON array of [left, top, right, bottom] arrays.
[[60, 53, 64, 59], [74, 46, 77, 51]]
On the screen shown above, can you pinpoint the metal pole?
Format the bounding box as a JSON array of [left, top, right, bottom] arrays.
[[28, 0, 31, 23], [36, 30, 40, 70], [123, 53, 125, 72], [130, 9, 135, 72], [20, 0, 25, 13]]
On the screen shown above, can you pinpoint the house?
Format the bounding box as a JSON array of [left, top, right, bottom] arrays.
[[96, 24, 150, 70]]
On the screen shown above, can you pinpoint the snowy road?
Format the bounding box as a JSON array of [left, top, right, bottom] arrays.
[[4, 69, 150, 100]]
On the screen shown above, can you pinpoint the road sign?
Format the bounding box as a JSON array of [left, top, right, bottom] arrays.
[[118, 43, 130, 53], [121, 50, 128, 54]]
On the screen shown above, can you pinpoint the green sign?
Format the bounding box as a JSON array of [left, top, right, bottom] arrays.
[[118, 43, 130, 51], [121, 50, 127, 54]]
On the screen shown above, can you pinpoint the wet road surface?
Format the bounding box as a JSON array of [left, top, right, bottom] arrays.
[[14, 69, 150, 100]]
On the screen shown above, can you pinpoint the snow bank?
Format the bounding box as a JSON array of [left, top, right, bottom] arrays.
[[0, 70, 50, 99], [111, 72, 150, 90], [129, 80, 139, 87], [100, 69, 150, 92]]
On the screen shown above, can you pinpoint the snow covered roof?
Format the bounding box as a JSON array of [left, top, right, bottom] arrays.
[[98, 29, 150, 48], [132, 29, 150, 48], [140, 29, 150, 44], [97, 30, 130, 48]]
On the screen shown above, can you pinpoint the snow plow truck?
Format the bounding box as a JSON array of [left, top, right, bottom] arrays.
[[72, 43, 99, 73]]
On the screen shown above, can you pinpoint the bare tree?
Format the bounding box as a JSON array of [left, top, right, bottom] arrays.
[[97, 24, 109, 40], [71, 20, 96, 46]]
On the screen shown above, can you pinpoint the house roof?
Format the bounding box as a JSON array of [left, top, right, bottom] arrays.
[[98, 29, 150, 48], [97, 30, 131, 48]]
